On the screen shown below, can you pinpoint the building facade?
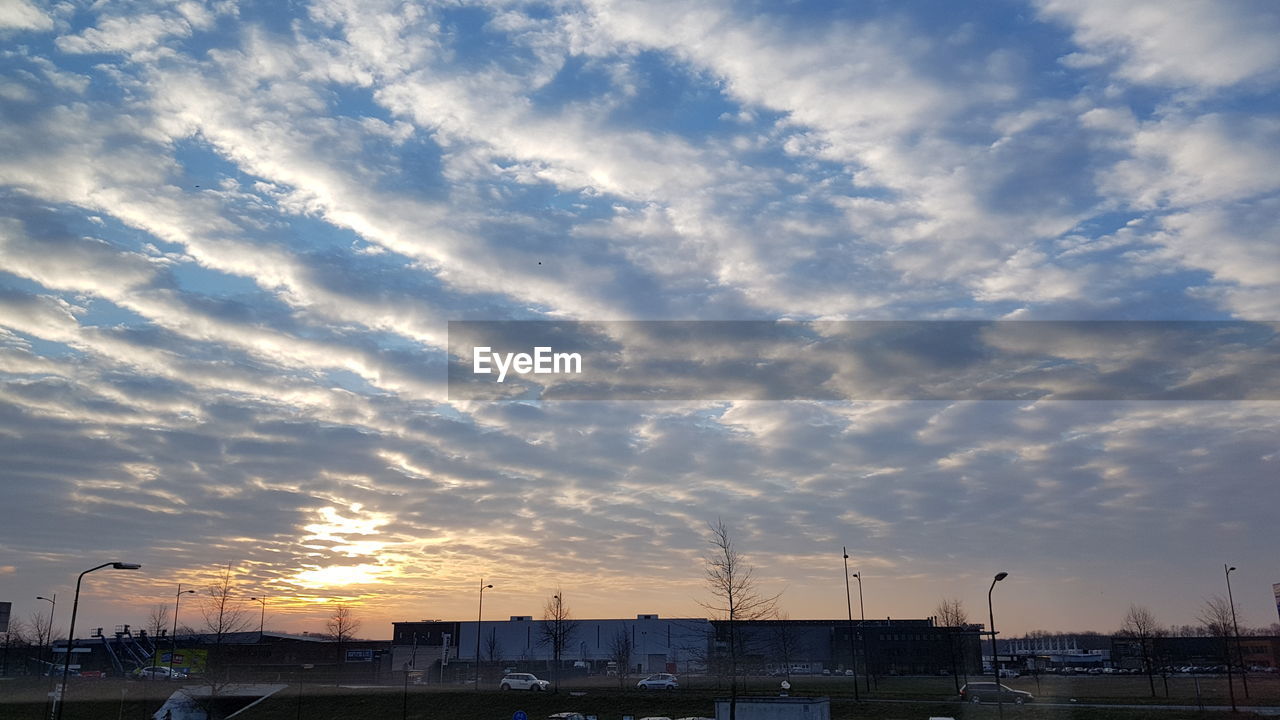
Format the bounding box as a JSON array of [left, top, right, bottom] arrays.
[[390, 614, 982, 680]]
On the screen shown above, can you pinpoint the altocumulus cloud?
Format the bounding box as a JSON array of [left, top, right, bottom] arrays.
[[0, 0, 1278, 634]]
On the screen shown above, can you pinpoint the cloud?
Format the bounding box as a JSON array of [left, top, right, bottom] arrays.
[[2, 0, 1279, 634], [1101, 115, 1280, 209], [0, 0, 53, 31], [1036, 0, 1280, 89], [54, 0, 223, 57]]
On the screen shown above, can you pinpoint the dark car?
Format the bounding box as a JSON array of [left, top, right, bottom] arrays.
[[960, 682, 1034, 704]]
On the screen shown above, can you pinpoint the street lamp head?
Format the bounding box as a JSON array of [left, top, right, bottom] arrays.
[[112, 562, 142, 570], [37, 595, 53, 601], [180, 589, 195, 595], [994, 571, 1008, 582], [484, 584, 493, 589], [1227, 566, 1236, 573]]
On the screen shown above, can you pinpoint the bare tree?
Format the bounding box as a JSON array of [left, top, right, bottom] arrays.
[[1119, 604, 1161, 697], [175, 566, 254, 720], [1199, 596, 1238, 711], [769, 613, 805, 679], [2, 618, 31, 677], [27, 610, 52, 650], [539, 590, 578, 693], [699, 518, 780, 720], [1172, 623, 1209, 637], [326, 604, 362, 644], [935, 597, 969, 692], [484, 627, 503, 681], [146, 604, 172, 640], [936, 597, 968, 627], [1198, 596, 1233, 638], [327, 604, 362, 685], [200, 564, 250, 684], [608, 626, 634, 689]]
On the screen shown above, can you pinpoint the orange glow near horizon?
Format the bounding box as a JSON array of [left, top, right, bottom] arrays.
[[289, 563, 390, 588]]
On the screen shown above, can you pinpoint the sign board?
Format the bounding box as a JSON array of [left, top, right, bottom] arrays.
[[1274, 583, 1280, 623], [346, 649, 374, 663], [514, 712, 528, 720], [0, 601, 10, 633]]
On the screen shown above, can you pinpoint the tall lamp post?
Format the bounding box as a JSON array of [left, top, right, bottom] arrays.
[[553, 593, 563, 693], [36, 594, 56, 672], [841, 548, 860, 702], [250, 597, 268, 641], [55, 561, 142, 720], [169, 585, 196, 678], [474, 580, 492, 689], [37, 594, 56, 719], [852, 571, 870, 692], [988, 571, 1008, 720], [1225, 566, 1249, 699]]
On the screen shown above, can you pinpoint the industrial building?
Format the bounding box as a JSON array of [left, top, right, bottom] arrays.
[[388, 614, 983, 682]]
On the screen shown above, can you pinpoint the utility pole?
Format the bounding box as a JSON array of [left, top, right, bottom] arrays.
[[841, 548, 860, 702]]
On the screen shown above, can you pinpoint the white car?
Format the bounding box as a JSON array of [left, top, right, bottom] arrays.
[[637, 673, 679, 690], [132, 666, 188, 680], [500, 673, 549, 691]]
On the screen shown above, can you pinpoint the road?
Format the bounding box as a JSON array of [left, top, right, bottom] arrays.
[[872, 697, 1280, 715]]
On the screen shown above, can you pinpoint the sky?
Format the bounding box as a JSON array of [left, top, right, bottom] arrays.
[[1, 0, 1279, 642]]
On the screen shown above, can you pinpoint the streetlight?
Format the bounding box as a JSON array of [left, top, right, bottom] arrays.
[[852, 571, 869, 692], [55, 561, 141, 720], [474, 580, 492, 689], [169, 585, 196, 678], [841, 549, 860, 702], [988, 571, 1008, 720], [36, 594, 56, 671], [37, 594, 56, 719], [1225, 565, 1249, 699], [250, 596, 268, 640], [553, 593, 563, 692]]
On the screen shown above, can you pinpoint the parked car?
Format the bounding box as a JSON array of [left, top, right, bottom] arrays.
[[637, 673, 679, 690], [548, 714, 586, 720], [500, 673, 549, 691], [130, 666, 188, 681], [960, 682, 1034, 705]]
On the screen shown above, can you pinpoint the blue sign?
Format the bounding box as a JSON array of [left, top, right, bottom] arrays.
[[514, 712, 528, 720]]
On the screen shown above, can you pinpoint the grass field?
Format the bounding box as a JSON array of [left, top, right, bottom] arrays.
[[2, 673, 1276, 720]]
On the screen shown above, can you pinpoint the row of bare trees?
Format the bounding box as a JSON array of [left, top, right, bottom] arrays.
[[13, 564, 361, 681], [1118, 598, 1255, 704]]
